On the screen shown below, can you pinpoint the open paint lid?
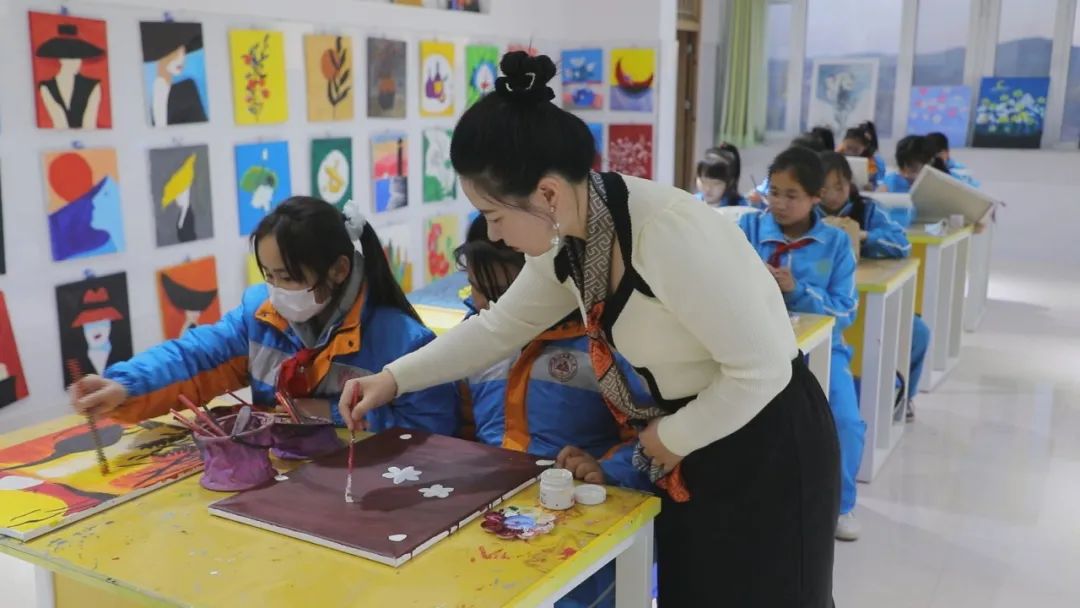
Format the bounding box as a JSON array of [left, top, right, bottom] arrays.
[[573, 484, 607, 506]]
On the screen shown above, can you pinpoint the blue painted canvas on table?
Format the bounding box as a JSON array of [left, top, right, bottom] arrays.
[[562, 48, 603, 110], [140, 22, 209, 126], [973, 77, 1049, 149], [234, 141, 291, 236], [907, 86, 972, 147]]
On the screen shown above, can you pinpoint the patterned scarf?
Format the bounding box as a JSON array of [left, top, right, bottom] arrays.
[[565, 172, 691, 502]]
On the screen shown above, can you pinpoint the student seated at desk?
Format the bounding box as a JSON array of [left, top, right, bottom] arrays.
[[818, 152, 931, 420], [838, 121, 886, 190], [69, 197, 459, 435], [926, 131, 979, 188], [738, 147, 865, 541], [879, 135, 947, 194], [454, 215, 651, 608], [747, 127, 835, 205], [694, 143, 759, 208]]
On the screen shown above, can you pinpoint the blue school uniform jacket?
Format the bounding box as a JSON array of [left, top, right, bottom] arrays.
[[459, 313, 653, 492], [738, 211, 858, 349], [881, 171, 913, 193], [871, 153, 887, 187], [104, 283, 459, 435], [947, 159, 980, 187], [815, 198, 912, 259]]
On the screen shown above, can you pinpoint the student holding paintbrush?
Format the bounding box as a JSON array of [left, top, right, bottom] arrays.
[[70, 197, 458, 436]]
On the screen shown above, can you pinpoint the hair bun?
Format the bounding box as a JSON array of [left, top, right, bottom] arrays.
[[495, 51, 556, 104]]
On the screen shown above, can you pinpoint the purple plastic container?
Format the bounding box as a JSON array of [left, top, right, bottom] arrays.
[[193, 412, 276, 491], [270, 416, 344, 460]]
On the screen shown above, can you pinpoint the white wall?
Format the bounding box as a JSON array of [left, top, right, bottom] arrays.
[[738, 138, 1080, 269], [0, 0, 677, 432], [694, 0, 727, 165]]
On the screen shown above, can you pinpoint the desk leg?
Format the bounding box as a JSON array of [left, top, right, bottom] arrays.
[[950, 238, 970, 360], [964, 222, 993, 332], [857, 292, 887, 483], [807, 336, 832, 396], [933, 245, 958, 374], [920, 245, 943, 392], [35, 567, 55, 608], [615, 519, 654, 608]]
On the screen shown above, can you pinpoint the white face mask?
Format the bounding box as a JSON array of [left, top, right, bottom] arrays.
[[268, 284, 328, 323]]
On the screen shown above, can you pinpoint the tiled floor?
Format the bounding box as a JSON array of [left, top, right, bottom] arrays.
[[2, 263, 1078, 606]]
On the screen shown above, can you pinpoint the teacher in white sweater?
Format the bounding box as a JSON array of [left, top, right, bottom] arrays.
[[341, 52, 840, 607]]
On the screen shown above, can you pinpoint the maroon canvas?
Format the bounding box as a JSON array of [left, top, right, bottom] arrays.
[[208, 427, 548, 566]]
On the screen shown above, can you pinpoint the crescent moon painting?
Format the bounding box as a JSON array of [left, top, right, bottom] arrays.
[[610, 48, 656, 112]]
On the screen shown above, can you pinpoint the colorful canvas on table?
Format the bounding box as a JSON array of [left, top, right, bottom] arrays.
[[0, 292, 28, 409], [228, 30, 288, 125], [563, 48, 603, 110], [378, 223, 415, 292], [140, 21, 208, 126], [610, 48, 655, 112], [587, 122, 604, 171], [42, 148, 125, 262], [28, 11, 112, 129], [371, 133, 409, 213], [425, 214, 459, 283], [420, 41, 455, 117], [311, 138, 353, 209], [973, 77, 1050, 149], [55, 272, 132, 387], [422, 129, 456, 203], [367, 38, 407, 119], [907, 86, 972, 148], [0, 420, 202, 541], [304, 35, 354, 122], [247, 253, 264, 286], [208, 428, 547, 567], [608, 124, 653, 179], [156, 256, 220, 340], [465, 44, 499, 107], [808, 58, 879, 136], [234, 141, 292, 236], [149, 145, 214, 247]]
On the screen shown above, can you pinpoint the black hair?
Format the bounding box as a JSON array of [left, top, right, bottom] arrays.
[[768, 146, 825, 197], [842, 120, 880, 158], [810, 126, 836, 152], [926, 131, 949, 154], [894, 135, 948, 174], [819, 151, 868, 229], [791, 131, 830, 153], [450, 52, 595, 202], [696, 143, 742, 201], [251, 196, 421, 322], [453, 215, 525, 304]]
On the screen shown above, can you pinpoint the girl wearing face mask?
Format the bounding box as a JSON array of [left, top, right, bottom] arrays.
[[70, 197, 458, 437]]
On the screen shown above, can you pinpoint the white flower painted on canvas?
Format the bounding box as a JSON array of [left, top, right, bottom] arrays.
[[418, 484, 454, 499], [382, 465, 422, 485]]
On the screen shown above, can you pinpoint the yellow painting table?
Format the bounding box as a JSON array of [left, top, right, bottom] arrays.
[[908, 225, 973, 391], [0, 416, 660, 608], [792, 314, 835, 395], [844, 258, 920, 482]]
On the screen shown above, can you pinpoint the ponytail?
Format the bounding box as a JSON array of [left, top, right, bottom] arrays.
[[357, 221, 422, 324]]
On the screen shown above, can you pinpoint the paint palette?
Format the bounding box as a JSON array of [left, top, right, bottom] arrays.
[[208, 428, 549, 567]]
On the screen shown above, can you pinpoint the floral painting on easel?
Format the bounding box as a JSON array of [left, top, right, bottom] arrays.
[[972, 77, 1049, 149], [808, 58, 879, 136]]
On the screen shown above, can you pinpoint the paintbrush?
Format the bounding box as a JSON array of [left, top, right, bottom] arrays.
[[66, 360, 110, 476], [169, 408, 205, 435], [274, 391, 303, 424], [345, 430, 356, 504], [226, 390, 251, 406], [177, 394, 227, 436]]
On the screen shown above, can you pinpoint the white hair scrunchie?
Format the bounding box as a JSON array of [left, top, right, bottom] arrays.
[[342, 199, 368, 241]]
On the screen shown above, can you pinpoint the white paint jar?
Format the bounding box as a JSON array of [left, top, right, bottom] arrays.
[[538, 468, 575, 510]]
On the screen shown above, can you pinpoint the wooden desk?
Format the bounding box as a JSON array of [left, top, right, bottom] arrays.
[[0, 417, 660, 608], [907, 226, 973, 391], [792, 314, 835, 395], [844, 258, 920, 482]]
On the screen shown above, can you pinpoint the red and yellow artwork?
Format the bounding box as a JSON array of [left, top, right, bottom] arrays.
[[28, 11, 112, 129], [0, 420, 202, 541], [0, 292, 29, 408], [156, 256, 221, 340]]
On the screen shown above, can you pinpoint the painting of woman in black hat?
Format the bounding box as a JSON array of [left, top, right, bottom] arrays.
[[140, 22, 209, 126], [29, 12, 112, 130]]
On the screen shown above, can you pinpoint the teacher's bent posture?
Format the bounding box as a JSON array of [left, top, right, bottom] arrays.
[[341, 52, 840, 608]]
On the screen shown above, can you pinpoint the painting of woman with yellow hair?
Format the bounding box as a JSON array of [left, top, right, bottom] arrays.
[[148, 145, 214, 247]]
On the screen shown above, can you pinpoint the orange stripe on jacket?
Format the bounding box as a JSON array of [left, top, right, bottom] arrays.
[[110, 356, 249, 424], [501, 319, 588, 453]]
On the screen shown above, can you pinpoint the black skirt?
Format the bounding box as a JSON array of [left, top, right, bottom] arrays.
[[656, 356, 840, 607]]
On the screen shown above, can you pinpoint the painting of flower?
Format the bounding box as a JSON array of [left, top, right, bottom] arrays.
[[228, 30, 288, 125], [808, 58, 879, 135], [972, 77, 1049, 149]]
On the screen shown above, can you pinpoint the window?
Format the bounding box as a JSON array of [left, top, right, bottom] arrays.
[[994, 0, 1056, 77], [1063, 6, 1080, 143], [766, 1, 793, 131], [802, 0, 903, 138], [913, 0, 971, 86]]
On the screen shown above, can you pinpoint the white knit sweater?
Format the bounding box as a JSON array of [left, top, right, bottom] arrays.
[[387, 175, 798, 456]]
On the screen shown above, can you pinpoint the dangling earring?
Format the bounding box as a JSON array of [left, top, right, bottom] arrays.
[[549, 206, 562, 250]]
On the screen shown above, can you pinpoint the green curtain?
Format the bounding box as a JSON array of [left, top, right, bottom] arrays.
[[718, 0, 769, 148]]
